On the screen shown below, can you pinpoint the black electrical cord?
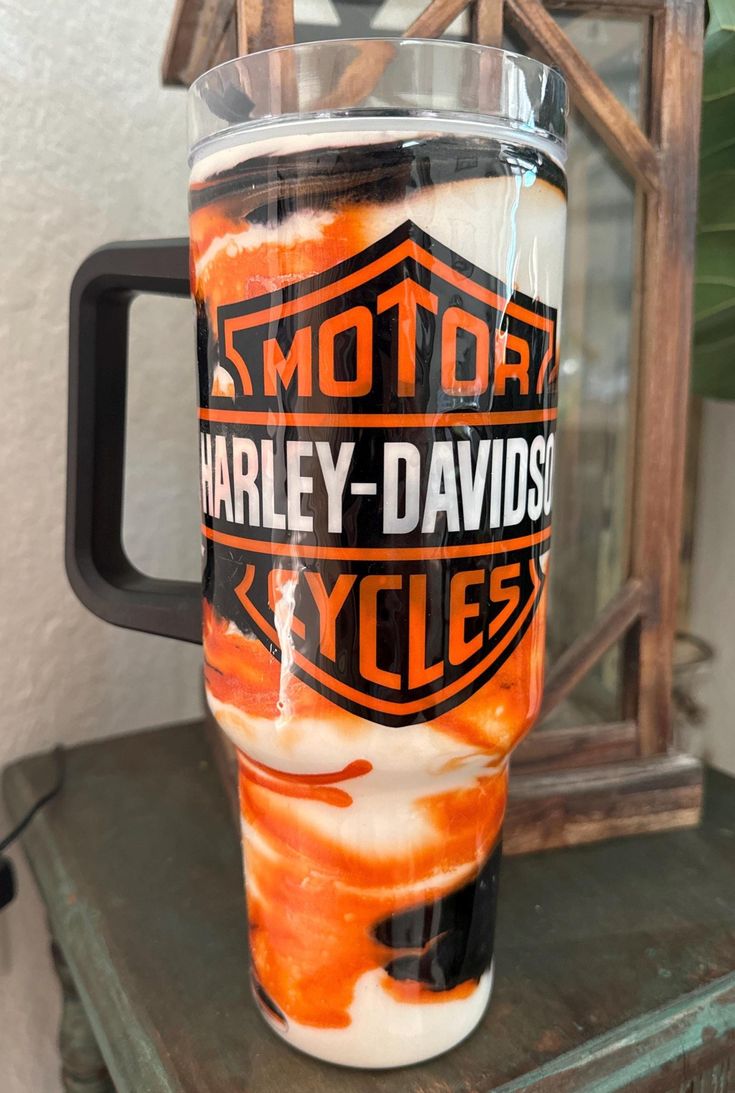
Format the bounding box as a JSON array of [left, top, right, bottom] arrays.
[[0, 746, 65, 853], [0, 746, 65, 909]]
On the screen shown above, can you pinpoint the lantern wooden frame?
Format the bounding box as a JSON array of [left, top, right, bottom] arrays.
[[163, 0, 705, 852]]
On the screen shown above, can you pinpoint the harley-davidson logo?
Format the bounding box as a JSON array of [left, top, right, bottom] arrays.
[[199, 221, 558, 726]]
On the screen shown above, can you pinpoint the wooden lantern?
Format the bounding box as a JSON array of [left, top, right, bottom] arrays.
[[163, 0, 705, 853]]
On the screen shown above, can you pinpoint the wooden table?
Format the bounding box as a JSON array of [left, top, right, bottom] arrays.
[[4, 721, 735, 1092]]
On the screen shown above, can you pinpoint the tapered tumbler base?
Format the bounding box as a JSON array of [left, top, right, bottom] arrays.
[[254, 965, 494, 1069]]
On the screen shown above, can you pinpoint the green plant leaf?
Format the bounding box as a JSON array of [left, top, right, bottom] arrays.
[[693, 0, 735, 398]]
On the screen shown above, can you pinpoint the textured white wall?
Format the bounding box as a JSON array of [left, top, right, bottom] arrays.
[[689, 399, 735, 775], [0, 2, 202, 1089]]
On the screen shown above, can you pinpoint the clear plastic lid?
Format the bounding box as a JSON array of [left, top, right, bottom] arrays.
[[188, 38, 568, 167]]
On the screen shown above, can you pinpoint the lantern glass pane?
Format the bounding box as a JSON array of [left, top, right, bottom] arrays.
[[545, 15, 645, 723], [553, 12, 646, 121]]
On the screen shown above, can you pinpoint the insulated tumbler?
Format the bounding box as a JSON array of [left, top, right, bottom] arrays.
[[68, 37, 567, 1069]]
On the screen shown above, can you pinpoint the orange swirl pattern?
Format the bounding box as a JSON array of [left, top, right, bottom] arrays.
[[192, 164, 551, 1038], [238, 688, 508, 1029], [204, 601, 536, 1028]]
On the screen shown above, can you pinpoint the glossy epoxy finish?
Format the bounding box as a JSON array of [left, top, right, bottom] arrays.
[[189, 122, 566, 1065]]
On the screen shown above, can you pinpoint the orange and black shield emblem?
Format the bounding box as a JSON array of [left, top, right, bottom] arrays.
[[199, 221, 557, 726]]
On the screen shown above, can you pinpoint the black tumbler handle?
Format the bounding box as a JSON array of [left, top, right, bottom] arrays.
[[66, 239, 202, 644]]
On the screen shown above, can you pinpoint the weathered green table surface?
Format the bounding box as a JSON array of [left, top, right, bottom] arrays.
[[4, 722, 735, 1093]]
